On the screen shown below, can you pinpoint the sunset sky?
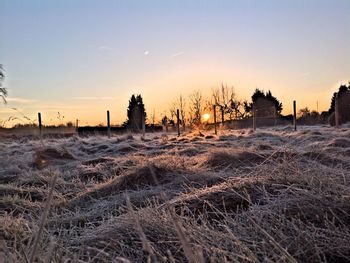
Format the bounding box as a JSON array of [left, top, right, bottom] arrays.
[[1, 0, 349, 126]]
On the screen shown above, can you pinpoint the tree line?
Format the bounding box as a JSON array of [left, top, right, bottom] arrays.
[[125, 82, 350, 129], [163, 85, 285, 128], [125, 85, 286, 130]]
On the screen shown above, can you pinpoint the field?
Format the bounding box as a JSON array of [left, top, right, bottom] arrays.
[[1, 125, 350, 262]]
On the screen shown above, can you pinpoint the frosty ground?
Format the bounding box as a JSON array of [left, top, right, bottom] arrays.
[[1, 125, 350, 262]]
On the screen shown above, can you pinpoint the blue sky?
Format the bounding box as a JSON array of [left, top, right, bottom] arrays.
[[1, 0, 349, 125]]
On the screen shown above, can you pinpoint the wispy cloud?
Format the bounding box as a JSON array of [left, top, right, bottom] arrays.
[[299, 72, 310, 78], [73, 96, 115, 100], [0, 109, 18, 114], [170, 51, 184, 58], [98, 45, 112, 51], [144, 50, 150, 56], [32, 104, 88, 111], [6, 97, 36, 103]]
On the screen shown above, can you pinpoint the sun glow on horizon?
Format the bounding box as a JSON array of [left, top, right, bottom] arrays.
[[202, 113, 210, 122]]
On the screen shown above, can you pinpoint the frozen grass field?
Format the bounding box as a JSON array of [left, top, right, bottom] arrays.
[[1, 125, 350, 262]]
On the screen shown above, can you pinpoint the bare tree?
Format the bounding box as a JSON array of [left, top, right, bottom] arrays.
[[229, 99, 246, 119], [189, 90, 205, 125], [150, 108, 156, 126], [212, 84, 244, 121], [0, 64, 7, 104], [171, 95, 187, 130], [212, 84, 234, 107], [298, 107, 311, 118], [169, 101, 177, 124], [212, 88, 221, 106], [179, 95, 186, 130]]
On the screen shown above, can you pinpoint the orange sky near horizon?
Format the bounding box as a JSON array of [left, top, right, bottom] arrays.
[[1, 67, 346, 127]]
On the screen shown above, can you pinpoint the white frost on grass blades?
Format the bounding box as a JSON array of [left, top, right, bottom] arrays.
[[0, 125, 350, 262]]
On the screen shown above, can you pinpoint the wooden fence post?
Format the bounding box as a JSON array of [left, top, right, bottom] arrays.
[[252, 105, 256, 131], [213, 105, 217, 135], [335, 94, 339, 128], [38, 112, 42, 139], [274, 108, 277, 126], [221, 106, 224, 125], [182, 115, 185, 132], [142, 111, 145, 137], [107, 110, 111, 138], [176, 109, 180, 136], [293, 100, 297, 131], [76, 119, 79, 134]]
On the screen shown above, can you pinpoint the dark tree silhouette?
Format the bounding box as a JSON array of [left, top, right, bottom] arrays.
[[328, 82, 350, 114], [328, 82, 350, 125], [244, 89, 283, 116], [161, 116, 168, 126], [265, 90, 282, 113], [0, 64, 7, 104], [126, 95, 137, 124], [136, 94, 146, 119], [125, 94, 147, 131]]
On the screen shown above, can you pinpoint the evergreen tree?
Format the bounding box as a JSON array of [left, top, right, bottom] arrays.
[[244, 89, 283, 116], [265, 90, 283, 113], [125, 94, 147, 131], [126, 95, 138, 129], [136, 94, 146, 120]]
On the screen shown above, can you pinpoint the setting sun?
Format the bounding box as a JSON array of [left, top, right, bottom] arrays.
[[202, 113, 210, 122]]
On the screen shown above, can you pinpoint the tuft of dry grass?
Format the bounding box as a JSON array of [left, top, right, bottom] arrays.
[[327, 137, 350, 148], [34, 147, 75, 169], [205, 149, 266, 169], [29, 172, 58, 263]]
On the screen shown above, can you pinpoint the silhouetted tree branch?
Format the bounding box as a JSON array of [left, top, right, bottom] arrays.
[[0, 64, 7, 104]]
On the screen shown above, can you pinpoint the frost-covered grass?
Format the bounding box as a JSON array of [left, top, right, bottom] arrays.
[[1, 125, 350, 262]]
